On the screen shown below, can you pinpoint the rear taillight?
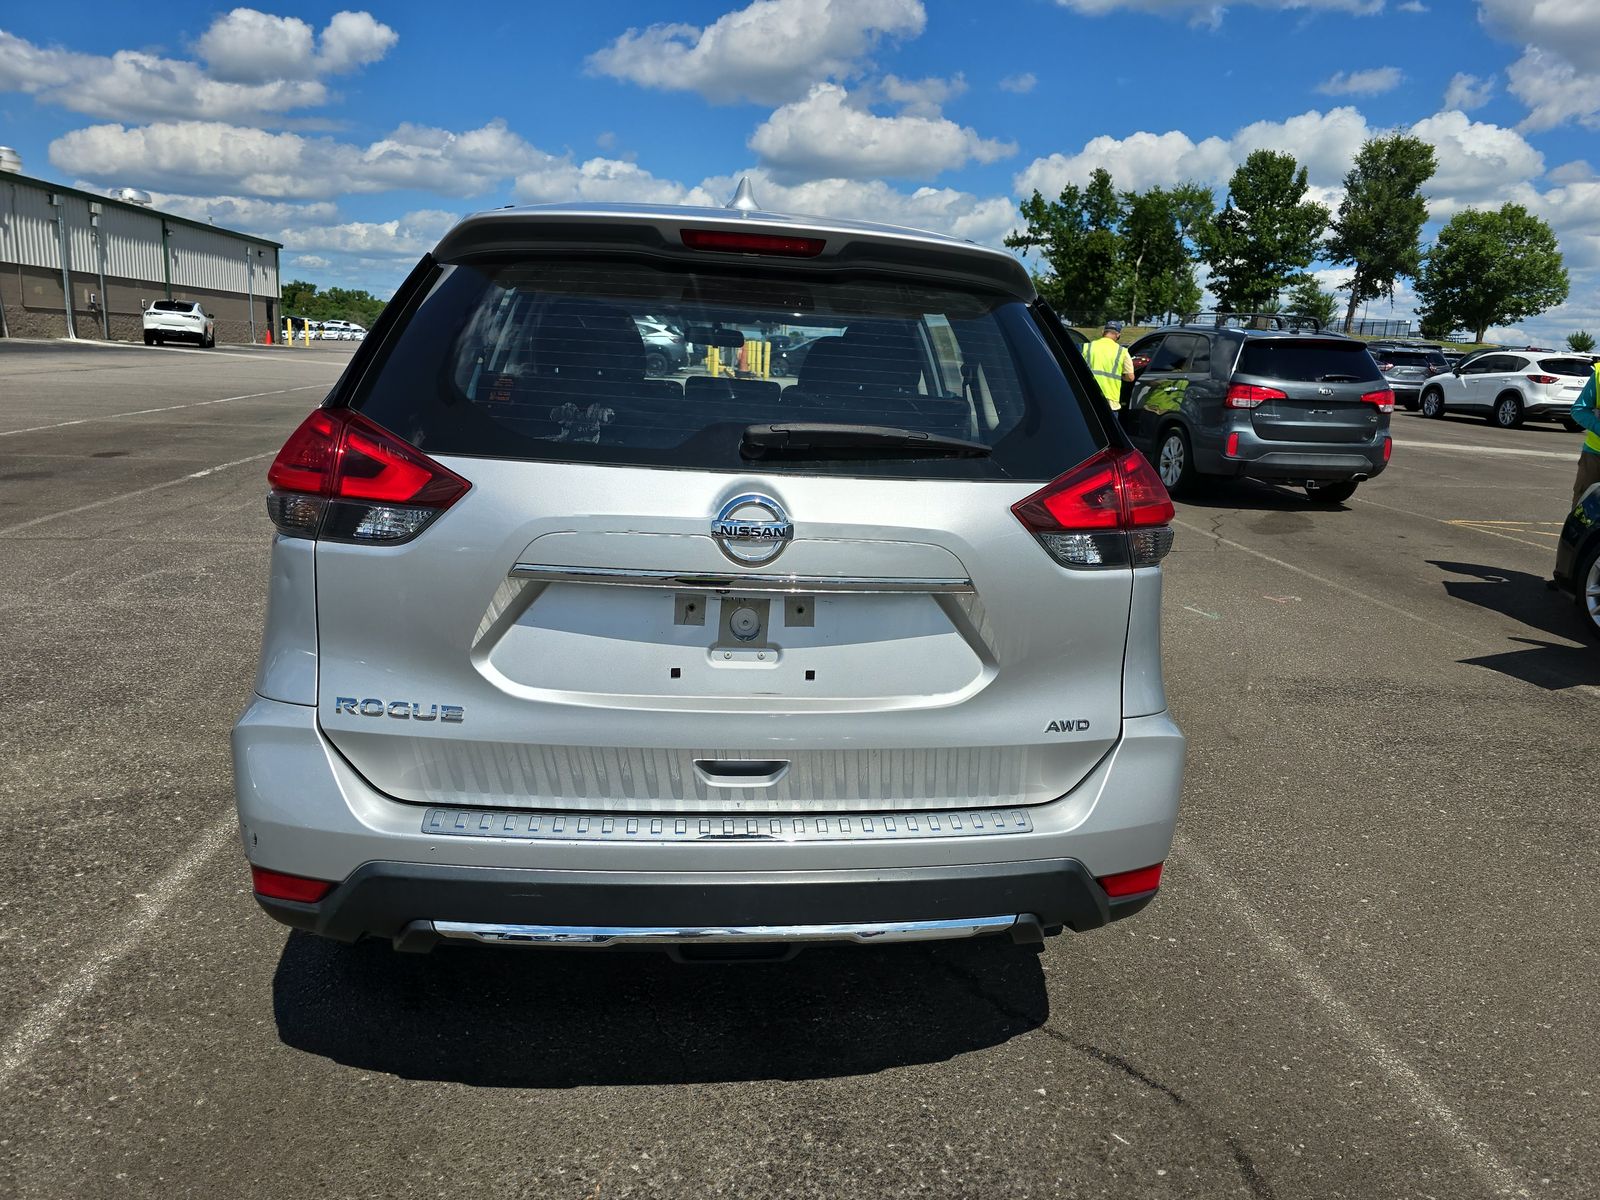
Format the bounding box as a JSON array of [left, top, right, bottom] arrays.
[[250, 865, 334, 903], [1362, 388, 1395, 414], [1098, 862, 1163, 898], [1012, 447, 1175, 569], [1225, 383, 1286, 409], [1526, 374, 1559, 385], [681, 228, 826, 257], [266, 408, 470, 543]]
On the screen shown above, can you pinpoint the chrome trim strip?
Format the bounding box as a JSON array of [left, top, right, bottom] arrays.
[[432, 915, 1017, 946], [509, 564, 974, 594], [422, 806, 1033, 842]]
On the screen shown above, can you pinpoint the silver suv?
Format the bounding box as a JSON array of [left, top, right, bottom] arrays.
[[232, 194, 1185, 958]]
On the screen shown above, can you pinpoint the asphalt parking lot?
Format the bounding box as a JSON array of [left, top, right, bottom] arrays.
[[1, 339, 1595, 1199]]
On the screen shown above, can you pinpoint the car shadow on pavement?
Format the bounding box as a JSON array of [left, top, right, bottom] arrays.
[[1431, 560, 1600, 689], [272, 931, 1048, 1086], [1173, 479, 1346, 512]]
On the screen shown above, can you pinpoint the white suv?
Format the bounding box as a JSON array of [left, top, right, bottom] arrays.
[[143, 300, 215, 348], [1419, 352, 1596, 429]]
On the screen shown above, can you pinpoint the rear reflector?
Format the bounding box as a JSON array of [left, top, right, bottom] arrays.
[[1382, 435, 1393, 463], [266, 408, 470, 543], [681, 228, 826, 257], [1098, 862, 1163, 898], [1225, 383, 1286, 409], [250, 865, 334, 903], [1361, 388, 1395, 414], [1012, 447, 1175, 569], [1225, 432, 1240, 457]]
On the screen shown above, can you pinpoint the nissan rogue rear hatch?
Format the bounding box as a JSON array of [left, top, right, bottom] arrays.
[[308, 220, 1139, 813]]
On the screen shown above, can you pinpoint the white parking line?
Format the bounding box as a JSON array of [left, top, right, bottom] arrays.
[[0, 452, 274, 537], [0, 814, 235, 1088], [1392, 438, 1575, 461], [0, 384, 326, 438], [1179, 837, 1532, 1199]]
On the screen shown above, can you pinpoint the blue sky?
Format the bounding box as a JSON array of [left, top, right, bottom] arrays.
[[2, 0, 1596, 341]]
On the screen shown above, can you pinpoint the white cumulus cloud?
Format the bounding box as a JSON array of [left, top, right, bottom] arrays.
[[999, 72, 1037, 94], [748, 82, 1014, 181], [1316, 67, 1403, 95], [0, 10, 395, 122], [1443, 72, 1494, 111], [586, 0, 926, 104], [49, 119, 543, 199]]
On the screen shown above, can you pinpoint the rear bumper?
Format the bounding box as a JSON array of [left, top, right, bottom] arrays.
[[233, 697, 1184, 947], [1199, 438, 1389, 482], [256, 858, 1157, 949]]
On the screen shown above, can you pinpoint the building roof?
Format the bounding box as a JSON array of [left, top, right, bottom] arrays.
[[1, 169, 283, 250]]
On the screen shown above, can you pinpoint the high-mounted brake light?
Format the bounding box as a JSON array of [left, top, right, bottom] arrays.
[[1097, 862, 1163, 898], [1225, 383, 1286, 409], [680, 228, 826, 257], [266, 408, 470, 543], [1012, 447, 1175, 569], [1361, 388, 1395, 414], [250, 865, 335, 903]]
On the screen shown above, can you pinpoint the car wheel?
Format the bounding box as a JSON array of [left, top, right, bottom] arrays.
[[143, 332, 153, 346], [204, 332, 215, 348], [644, 350, 669, 376], [154, 335, 164, 346], [1155, 425, 1196, 495], [1577, 541, 1600, 640], [1491, 393, 1523, 429], [1419, 387, 1446, 419], [1305, 480, 1359, 505], [1402, 395, 1421, 413]]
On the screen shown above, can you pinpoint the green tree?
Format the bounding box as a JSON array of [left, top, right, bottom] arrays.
[[281, 278, 388, 329], [1415, 204, 1569, 343], [1325, 133, 1437, 332], [1198, 150, 1329, 313], [1569, 330, 1596, 353], [1285, 278, 1339, 329], [1112, 183, 1213, 324], [1005, 168, 1124, 322]]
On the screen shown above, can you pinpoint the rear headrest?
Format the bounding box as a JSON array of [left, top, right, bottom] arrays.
[[529, 299, 645, 379], [798, 324, 923, 394]]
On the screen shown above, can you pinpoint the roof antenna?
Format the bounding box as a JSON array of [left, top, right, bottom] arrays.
[[726, 177, 760, 212]]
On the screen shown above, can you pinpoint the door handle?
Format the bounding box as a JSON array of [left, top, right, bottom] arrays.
[[693, 759, 791, 788]]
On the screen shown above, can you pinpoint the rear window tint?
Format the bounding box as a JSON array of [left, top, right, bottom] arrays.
[[1539, 358, 1595, 378], [1235, 339, 1382, 383], [150, 300, 196, 312], [350, 256, 1101, 480]]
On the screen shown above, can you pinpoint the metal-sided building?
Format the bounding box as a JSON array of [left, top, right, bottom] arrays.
[[0, 153, 282, 346]]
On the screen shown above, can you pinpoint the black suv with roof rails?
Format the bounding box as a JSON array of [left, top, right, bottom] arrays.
[[1123, 313, 1394, 504]]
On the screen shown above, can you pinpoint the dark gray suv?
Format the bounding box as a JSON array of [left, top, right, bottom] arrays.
[[1123, 318, 1394, 504]]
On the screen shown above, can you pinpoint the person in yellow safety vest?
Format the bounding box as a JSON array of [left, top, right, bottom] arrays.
[[1566, 359, 1600, 509], [1082, 320, 1135, 409]]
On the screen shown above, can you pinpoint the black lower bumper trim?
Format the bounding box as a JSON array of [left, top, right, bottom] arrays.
[[256, 858, 1148, 947]]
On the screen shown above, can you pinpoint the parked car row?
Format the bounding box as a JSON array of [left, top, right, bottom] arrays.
[[284, 319, 368, 341], [1416, 351, 1596, 429]]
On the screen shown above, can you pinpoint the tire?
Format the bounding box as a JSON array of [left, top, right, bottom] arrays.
[[154, 335, 164, 346], [203, 332, 215, 349], [142, 332, 153, 346], [1577, 540, 1600, 641], [1419, 387, 1446, 419], [1305, 480, 1359, 504], [1155, 425, 1196, 495], [1402, 395, 1421, 413], [644, 350, 669, 376], [1491, 393, 1523, 429]]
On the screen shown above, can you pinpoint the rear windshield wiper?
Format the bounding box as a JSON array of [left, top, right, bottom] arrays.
[[740, 423, 992, 459], [1317, 374, 1363, 382]]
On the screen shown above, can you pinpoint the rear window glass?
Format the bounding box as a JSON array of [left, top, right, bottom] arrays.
[[1236, 339, 1382, 383], [151, 300, 195, 312], [1384, 350, 1443, 366], [350, 256, 1101, 480], [1540, 358, 1595, 378]]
